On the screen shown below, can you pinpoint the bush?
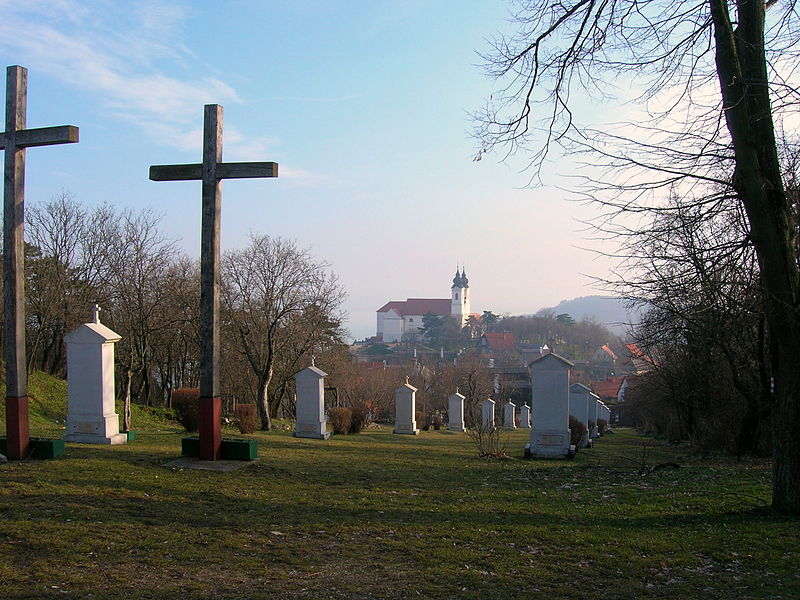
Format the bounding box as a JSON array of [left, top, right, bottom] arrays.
[[172, 388, 200, 432], [415, 410, 427, 430], [597, 418, 608, 436], [234, 404, 258, 434], [348, 405, 369, 434], [432, 413, 443, 430], [588, 419, 596, 434], [328, 407, 352, 435], [569, 415, 588, 447]]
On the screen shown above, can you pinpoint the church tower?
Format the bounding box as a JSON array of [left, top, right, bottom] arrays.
[[450, 267, 470, 327]]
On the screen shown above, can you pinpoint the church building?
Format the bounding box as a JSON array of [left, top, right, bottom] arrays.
[[376, 268, 471, 342]]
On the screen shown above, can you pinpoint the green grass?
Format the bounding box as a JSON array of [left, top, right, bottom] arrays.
[[1, 375, 798, 599]]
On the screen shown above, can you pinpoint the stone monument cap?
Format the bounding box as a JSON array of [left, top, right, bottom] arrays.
[[570, 382, 592, 392], [528, 351, 574, 369], [296, 364, 328, 378], [64, 321, 121, 344], [396, 379, 417, 393]]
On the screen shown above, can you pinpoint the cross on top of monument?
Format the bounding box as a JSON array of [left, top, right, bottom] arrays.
[[92, 304, 101, 324]]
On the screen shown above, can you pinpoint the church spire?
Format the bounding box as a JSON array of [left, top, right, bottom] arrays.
[[452, 266, 463, 287], [461, 267, 469, 288]]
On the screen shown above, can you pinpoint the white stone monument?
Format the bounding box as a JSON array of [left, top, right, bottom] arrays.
[[503, 400, 516, 429], [569, 383, 593, 448], [394, 377, 419, 435], [520, 403, 531, 428], [293, 359, 330, 439], [528, 352, 573, 458], [481, 398, 496, 430], [447, 390, 466, 432], [64, 305, 126, 445], [589, 393, 601, 438]]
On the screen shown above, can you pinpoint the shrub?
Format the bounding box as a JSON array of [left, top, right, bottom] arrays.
[[569, 415, 588, 447], [234, 404, 258, 434], [588, 419, 596, 434], [415, 410, 427, 430], [328, 407, 352, 434], [432, 413, 443, 430], [348, 405, 369, 434], [172, 388, 200, 432], [597, 418, 608, 436]]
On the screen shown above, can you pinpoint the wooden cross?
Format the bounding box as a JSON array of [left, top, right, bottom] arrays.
[[150, 104, 278, 460], [1, 65, 78, 460]]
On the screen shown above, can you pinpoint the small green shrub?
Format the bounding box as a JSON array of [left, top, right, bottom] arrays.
[[234, 404, 258, 434], [328, 407, 352, 435], [172, 388, 200, 432], [597, 418, 608, 436], [569, 415, 588, 447]]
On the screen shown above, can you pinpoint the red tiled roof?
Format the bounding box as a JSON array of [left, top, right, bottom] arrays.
[[600, 343, 617, 361], [590, 376, 626, 399], [481, 332, 518, 351], [377, 298, 451, 317]]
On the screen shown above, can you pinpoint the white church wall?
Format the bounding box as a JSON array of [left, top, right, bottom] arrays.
[[381, 311, 404, 342]]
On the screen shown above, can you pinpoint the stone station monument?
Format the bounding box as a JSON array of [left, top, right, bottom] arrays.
[[528, 352, 574, 458], [293, 359, 331, 440], [63, 305, 126, 445]]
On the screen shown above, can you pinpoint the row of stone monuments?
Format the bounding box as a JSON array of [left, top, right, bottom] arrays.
[[63, 315, 611, 458], [292, 351, 611, 460]]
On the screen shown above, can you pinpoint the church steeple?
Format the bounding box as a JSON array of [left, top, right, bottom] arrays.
[[450, 265, 470, 327], [452, 267, 463, 288]]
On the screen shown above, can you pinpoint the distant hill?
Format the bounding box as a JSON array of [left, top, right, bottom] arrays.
[[535, 295, 642, 337]]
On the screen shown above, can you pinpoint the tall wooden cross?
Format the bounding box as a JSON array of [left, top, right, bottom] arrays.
[[1, 66, 78, 460], [150, 104, 278, 460]]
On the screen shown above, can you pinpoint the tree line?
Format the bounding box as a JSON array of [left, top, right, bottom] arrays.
[[12, 193, 347, 430]]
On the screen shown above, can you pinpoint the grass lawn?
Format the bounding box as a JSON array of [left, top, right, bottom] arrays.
[[1, 384, 798, 598]]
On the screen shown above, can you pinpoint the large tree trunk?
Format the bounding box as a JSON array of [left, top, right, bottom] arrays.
[[122, 368, 132, 432], [257, 369, 273, 431], [710, 0, 800, 513]]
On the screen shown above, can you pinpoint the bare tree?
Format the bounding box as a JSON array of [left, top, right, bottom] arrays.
[[476, 0, 800, 513], [222, 234, 345, 430], [102, 209, 178, 429]]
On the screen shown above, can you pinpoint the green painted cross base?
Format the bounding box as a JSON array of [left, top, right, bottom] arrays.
[[0, 436, 65, 459], [181, 436, 257, 460], [122, 430, 137, 441]]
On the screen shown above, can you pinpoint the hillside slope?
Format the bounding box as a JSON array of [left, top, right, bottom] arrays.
[[0, 371, 177, 437]]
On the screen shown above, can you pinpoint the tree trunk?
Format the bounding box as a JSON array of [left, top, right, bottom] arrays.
[[257, 372, 272, 431], [123, 368, 132, 432], [710, 0, 800, 513]]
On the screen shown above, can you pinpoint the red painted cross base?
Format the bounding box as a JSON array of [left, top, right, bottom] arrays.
[[5, 396, 30, 460], [198, 396, 222, 460]]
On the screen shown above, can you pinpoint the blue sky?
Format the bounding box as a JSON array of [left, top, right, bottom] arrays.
[[1, 1, 617, 340]]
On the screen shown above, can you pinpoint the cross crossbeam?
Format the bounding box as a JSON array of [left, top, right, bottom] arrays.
[[2, 65, 79, 460], [150, 103, 278, 461]]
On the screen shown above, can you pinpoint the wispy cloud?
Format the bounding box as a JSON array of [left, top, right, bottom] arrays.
[[0, 1, 241, 149]]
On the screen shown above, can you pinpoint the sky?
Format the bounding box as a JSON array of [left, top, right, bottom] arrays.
[[0, 0, 620, 340]]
